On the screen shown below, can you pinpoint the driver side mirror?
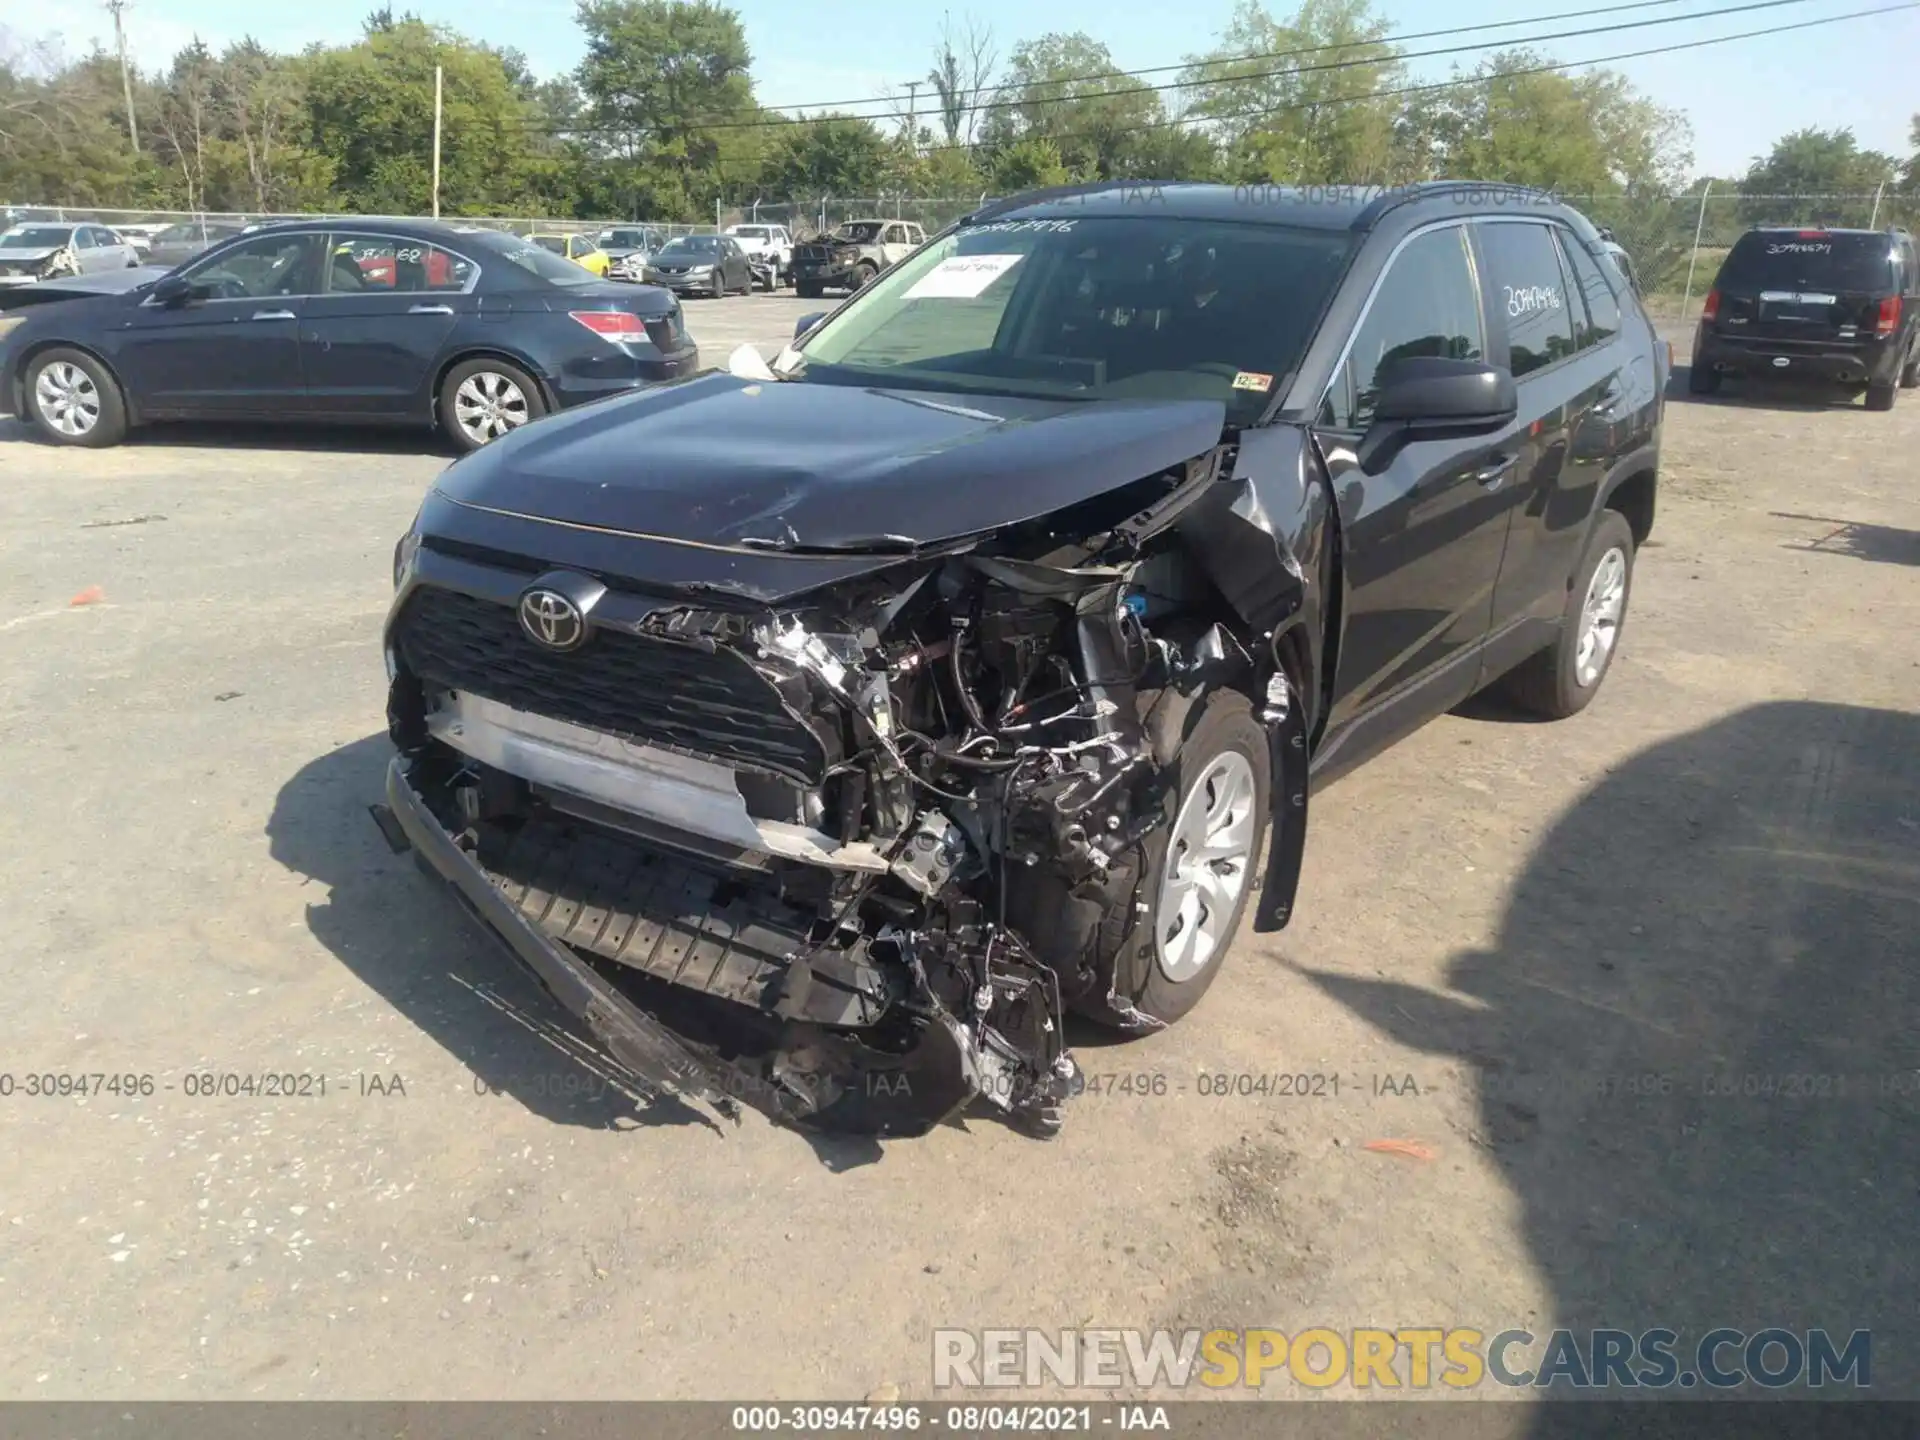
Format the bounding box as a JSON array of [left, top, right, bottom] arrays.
[[1357, 356, 1516, 473], [151, 274, 206, 308], [794, 312, 826, 341]]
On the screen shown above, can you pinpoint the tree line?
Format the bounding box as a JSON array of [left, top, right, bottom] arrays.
[[0, 0, 1915, 223]]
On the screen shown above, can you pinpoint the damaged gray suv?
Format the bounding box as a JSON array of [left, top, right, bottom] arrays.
[[375, 182, 1665, 1139]]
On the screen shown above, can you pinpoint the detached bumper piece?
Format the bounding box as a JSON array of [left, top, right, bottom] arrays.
[[382, 757, 1075, 1138]]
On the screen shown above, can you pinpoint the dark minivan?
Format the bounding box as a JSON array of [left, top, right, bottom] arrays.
[[1691, 226, 1920, 409]]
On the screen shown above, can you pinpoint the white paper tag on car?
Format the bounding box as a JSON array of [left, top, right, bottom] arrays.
[[903, 254, 1023, 300]]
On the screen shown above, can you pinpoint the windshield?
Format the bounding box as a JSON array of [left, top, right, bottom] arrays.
[[1719, 232, 1899, 292], [830, 222, 883, 243], [465, 229, 596, 285], [659, 237, 720, 257], [601, 229, 647, 247], [2, 226, 73, 248], [785, 215, 1353, 424], [731, 227, 771, 240]]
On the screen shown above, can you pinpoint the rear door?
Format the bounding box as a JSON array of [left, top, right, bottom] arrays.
[[1714, 231, 1897, 343], [299, 233, 472, 419], [1479, 220, 1631, 638]]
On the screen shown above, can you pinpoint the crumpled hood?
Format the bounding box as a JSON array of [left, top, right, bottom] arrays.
[[0, 247, 62, 264], [432, 372, 1227, 552]]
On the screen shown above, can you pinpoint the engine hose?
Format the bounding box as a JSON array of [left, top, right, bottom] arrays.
[[947, 628, 993, 733]]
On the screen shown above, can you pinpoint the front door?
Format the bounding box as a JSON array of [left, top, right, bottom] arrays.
[[114, 230, 324, 417], [299, 234, 470, 419], [1316, 224, 1517, 735]]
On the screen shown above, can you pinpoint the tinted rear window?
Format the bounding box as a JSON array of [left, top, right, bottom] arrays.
[[1718, 232, 1898, 292]]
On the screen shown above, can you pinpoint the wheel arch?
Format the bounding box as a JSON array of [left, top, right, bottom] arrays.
[[1601, 463, 1658, 547], [429, 347, 555, 424], [14, 337, 130, 420]]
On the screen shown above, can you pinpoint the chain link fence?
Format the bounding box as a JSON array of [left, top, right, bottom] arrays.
[[8, 191, 1915, 312]]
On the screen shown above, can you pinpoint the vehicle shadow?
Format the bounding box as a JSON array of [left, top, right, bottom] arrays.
[[0, 415, 453, 456], [267, 733, 715, 1133], [1666, 365, 1864, 411], [1770, 511, 1920, 568], [1296, 701, 1920, 1402]]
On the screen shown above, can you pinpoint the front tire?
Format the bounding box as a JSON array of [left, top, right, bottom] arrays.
[[439, 358, 546, 454], [1499, 509, 1636, 719], [849, 261, 877, 292], [796, 279, 822, 299], [24, 347, 128, 447], [1128, 691, 1272, 1026]]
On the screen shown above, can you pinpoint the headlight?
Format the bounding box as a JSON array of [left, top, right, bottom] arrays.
[[392, 523, 422, 590]]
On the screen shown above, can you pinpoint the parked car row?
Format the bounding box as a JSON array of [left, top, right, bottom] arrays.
[[0, 220, 699, 452]]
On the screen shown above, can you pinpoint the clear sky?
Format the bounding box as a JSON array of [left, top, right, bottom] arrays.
[[8, 0, 1916, 180]]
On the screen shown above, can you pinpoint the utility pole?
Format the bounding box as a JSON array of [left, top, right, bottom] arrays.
[[105, 0, 139, 155], [430, 64, 443, 219], [904, 80, 919, 153]]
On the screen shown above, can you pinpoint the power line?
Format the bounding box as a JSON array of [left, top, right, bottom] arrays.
[[917, 0, 1920, 158], [504, 0, 1865, 139], [753, 0, 1706, 115]]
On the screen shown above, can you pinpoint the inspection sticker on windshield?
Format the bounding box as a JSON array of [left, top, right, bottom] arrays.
[[1232, 370, 1275, 392], [903, 254, 1024, 300]]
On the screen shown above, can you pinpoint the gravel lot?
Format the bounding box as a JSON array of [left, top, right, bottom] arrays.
[[1, 293, 1916, 1412]]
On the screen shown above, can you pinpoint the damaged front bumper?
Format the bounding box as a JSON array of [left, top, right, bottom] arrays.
[[378, 754, 1078, 1138]]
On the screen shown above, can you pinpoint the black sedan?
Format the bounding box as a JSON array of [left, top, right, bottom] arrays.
[[642, 234, 754, 297], [0, 219, 699, 452]]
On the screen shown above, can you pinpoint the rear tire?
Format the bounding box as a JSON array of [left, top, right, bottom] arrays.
[[1498, 510, 1635, 719], [24, 347, 128, 448], [438, 357, 546, 454], [1687, 363, 1721, 395], [1900, 342, 1920, 388], [1866, 380, 1897, 411]]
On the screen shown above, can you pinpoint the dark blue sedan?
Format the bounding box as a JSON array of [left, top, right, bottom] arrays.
[[0, 219, 699, 451]]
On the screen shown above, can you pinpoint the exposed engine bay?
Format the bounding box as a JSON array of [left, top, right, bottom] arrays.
[[381, 441, 1318, 1140]]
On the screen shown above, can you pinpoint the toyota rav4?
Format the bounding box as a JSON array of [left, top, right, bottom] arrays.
[[374, 182, 1665, 1140]]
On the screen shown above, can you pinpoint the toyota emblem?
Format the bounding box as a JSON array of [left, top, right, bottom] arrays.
[[518, 588, 587, 651]]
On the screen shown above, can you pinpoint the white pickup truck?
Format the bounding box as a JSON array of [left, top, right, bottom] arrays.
[[724, 223, 794, 286]]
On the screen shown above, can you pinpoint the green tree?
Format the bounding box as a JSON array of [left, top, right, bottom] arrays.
[[1184, 0, 1400, 184], [988, 135, 1069, 192], [979, 32, 1163, 180], [1739, 127, 1899, 223], [1402, 50, 1691, 195], [756, 113, 886, 196], [575, 0, 754, 219], [300, 19, 537, 214]]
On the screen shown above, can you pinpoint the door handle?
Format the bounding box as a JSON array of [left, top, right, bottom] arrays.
[[408, 303, 454, 315], [1474, 452, 1519, 488], [251, 309, 295, 321]]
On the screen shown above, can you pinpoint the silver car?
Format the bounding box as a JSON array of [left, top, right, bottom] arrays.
[[0, 224, 141, 287]]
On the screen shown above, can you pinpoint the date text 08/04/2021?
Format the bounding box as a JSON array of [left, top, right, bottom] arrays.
[[730, 1406, 1152, 1433]]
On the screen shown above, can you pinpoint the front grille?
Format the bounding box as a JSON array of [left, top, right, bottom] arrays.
[[394, 587, 828, 782]]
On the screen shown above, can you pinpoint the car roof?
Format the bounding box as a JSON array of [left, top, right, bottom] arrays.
[[960, 179, 1585, 234], [239, 217, 514, 244]]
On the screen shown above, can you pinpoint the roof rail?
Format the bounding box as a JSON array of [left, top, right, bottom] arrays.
[[1353, 179, 1561, 230], [956, 180, 1179, 227]]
